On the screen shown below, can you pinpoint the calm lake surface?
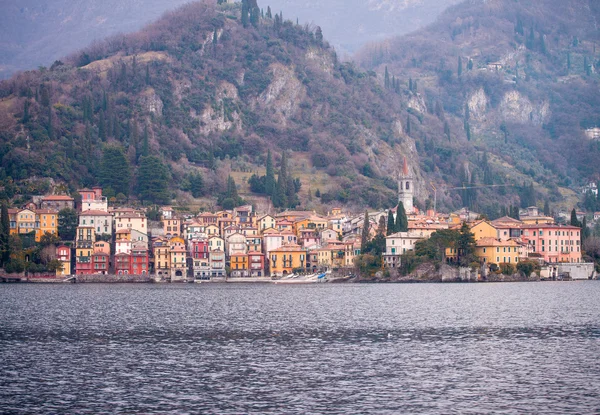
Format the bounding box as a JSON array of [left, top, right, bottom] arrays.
[[1, 282, 600, 414]]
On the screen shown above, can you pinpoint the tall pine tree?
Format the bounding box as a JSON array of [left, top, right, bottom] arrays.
[[386, 210, 395, 236], [265, 150, 275, 197], [361, 210, 370, 252]]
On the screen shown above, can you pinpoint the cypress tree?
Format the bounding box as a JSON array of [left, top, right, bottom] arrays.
[[384, 66, 390, 89], [544, 200, 550, 216], [396, 202, 408, 232], [265, 150, 275, 197], [48, 106, 55, 140], [142, 124, 149, 157], [361, 210, 370, 252], [267, 6, 272, 18], [274, 152, 288, 208], [98, 110, 106, 141], [386, 210, 395, 236], [0, 201, 10, 266], [22, 100, 30, 124], [571, 208, 579, 227], [130, 119, 139, 162], [444, 121, 451, 141], [241, 0, 249, 27], [286, 174, 297, 208]]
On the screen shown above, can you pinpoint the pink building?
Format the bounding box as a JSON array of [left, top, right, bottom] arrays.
[[520, 224, 582, 263], [248, 252, 266, 277]]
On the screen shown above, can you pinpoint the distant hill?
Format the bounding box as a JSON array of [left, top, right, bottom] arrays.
[[355, 0, 600, 215], [0, 1, 420, 211], [0, 0, 461, 78]]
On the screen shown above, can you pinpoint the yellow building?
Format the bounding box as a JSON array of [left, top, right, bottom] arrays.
[[475, 238, 522, 265], [33, 209, 58, 241], [169, 236, 187, 281], [257, 215, 276, 231], [470, 220, 498, 242], [153, 237, 170, 278], [269, 243, 306, 277], [294, 216, 329, 236], [163, 218, 181, 237], [15, 209, 37, 236], [230, 253, 249, 277]]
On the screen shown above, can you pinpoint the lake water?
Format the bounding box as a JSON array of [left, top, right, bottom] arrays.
[[1, 282, 599, 414]]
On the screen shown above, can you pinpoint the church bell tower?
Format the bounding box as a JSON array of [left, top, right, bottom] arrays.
[[398, 157, 414, 214]]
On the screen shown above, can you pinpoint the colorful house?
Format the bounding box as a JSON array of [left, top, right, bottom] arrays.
[[169, 236, 187, 282], [34, 209, 58, 242], [475, 238, 522, 265], [520, 224, 582, 263], [230, 253, 249, 277], [248, 252, 266, 277], [75, 226, 95, 275], [269, 243, 307, 277], [55, 245, 72, 276]]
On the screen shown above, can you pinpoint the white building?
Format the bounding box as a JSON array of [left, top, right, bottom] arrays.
[[79, 210, 113, 236], [383, 231, 426, 268]]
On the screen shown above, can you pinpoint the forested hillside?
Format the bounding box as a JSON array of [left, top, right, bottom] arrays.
[[0, 0, 460, 78], [0, 1, 418, 211], [357, 0, 600, 216]]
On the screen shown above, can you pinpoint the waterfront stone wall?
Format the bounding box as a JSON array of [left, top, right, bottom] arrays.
[[73, 274, 154, 283]]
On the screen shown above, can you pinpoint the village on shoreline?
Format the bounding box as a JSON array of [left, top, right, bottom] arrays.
[[0, 159, 596, 285]]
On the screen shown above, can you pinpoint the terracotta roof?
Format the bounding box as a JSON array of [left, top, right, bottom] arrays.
[[34, 209, 59, 214], [80, 210, 112, 216], [42, 195, 74, 201], [402, 157, 409, 176], [271, 243, 305, 252], [476, 238, 520, 247]]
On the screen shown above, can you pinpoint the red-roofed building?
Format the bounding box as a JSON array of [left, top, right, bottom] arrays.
[[41, 195, 75, 210]]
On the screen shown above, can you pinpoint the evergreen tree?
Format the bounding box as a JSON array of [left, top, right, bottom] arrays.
[[58, 208, 78, 241], [444, 121, 451, 141], [361, 210, 370, 252], [98, 110, 106, 141], [241, 0, 249, 27], [571, 208, 580, 227], [265, 150, 275, 197], [457, 222, 476, 267], [0, 201, 10, 266], [543, 200, 550, 216], [582, 216, 589, 245], [113, 114, 120, 139], [396, 202, 408, 232], [315, 189, 321, 198], [467, 58, 473, 71], [137, 156, 171, 204], [405, 115, 411, 135], [273, 152, 288, 208], [130, 118, 139, 162], [22, 100, 30, 124], [386, 210, 395, 236], [384, 66, 390, 89], [99, 146, 131, 196], [48, 106, 55, 140], [286, 174, 298, 208], [142, 124, 149, 157], [266, 6, 272, 18], [250, 6, 259, 28]]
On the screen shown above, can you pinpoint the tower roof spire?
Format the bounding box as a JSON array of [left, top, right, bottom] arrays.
[[402, 157, 409, 176]]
